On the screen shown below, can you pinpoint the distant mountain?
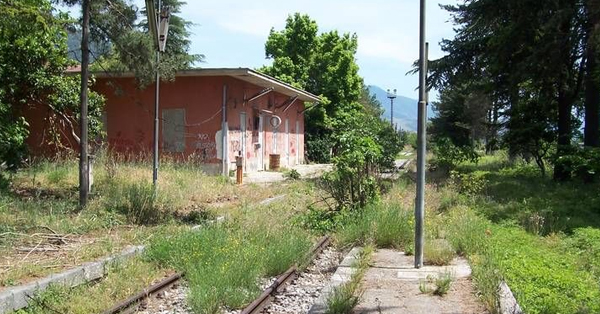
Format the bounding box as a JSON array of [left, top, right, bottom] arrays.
[[367, 85, 435, 132]]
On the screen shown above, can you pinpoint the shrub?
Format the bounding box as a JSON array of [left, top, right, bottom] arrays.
[[431, 137, 479, 172], [109, 182, 170, 225], [424, 239, 455, 266], [295, 205, 349, 234], [336, 204, 413, 250], [284, 168, 301, 180], [554, 147, 600, 182], [449, 170, 488, 195]]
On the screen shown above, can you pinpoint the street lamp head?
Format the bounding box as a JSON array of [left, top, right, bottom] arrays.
[[158, 6, 171, 52], [387, 88, 397, 100]]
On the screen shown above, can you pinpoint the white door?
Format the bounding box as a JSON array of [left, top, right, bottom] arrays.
[[240, 112, 247, 170], [259, 114, 264, 170], [285, 118, 290, 167], [295, 120, 300, 165], [273, 124, 278, 154]]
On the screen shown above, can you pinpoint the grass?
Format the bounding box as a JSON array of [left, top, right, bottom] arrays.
[[433, 154, 600, 314], [326, 245, 373, 314], [424, 239, 455, 266], [419, 271, 454, 296], [1, 151, 316, 313], [14, 256, 165, 314], [335, 203, 413, 250], [146, 222, 314, 313]]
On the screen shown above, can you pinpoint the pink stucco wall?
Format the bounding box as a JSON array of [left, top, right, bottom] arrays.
[[87, 75, 306, 174]]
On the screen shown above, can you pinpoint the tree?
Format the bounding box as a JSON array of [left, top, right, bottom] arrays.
[[0, 0, 104, 171], [428, 0, 588, 179], [63, 0, 203, 87], [584, 0, 600, 148], [262, 13, 364, 163]]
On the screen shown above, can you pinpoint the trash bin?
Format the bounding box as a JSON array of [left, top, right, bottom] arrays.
[[269, 154, 280, 171]]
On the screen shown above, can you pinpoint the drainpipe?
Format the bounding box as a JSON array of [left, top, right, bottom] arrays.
[[222, 85, 228, 176]]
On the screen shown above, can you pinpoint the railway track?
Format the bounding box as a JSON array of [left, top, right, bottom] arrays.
[[103, 235, 331, 314]]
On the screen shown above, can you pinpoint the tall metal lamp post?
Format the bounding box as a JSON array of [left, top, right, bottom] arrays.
[[145, 0, 170, 187], [415, 0, 427, 269], [387, 89, 397, 130]]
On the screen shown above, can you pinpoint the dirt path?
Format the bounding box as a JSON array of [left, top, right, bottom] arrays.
[[354, 249, 488, 314]]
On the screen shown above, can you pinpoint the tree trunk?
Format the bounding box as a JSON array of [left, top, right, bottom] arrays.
[[585, 0, 600, 148], [554, 92, 573, 181]]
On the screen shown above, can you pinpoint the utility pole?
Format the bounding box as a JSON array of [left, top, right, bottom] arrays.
[[79, 0, 90, 208], [387, 89, 397, 129], [415, 0, 427, 268], [146, 0, 170, 187]]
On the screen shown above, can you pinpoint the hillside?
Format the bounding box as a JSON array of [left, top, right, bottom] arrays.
[[367, 85, 434, 132]]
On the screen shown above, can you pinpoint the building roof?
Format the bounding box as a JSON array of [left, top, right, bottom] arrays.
[[95, 68, 321, 103]]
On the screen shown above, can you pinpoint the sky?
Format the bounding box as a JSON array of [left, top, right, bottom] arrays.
[[177, 0, 459, 99], [63, 0, 460, 99]]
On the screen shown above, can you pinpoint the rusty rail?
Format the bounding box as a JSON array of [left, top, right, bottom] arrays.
[[240, 235, 331, 314], [103, 235, 331, 314], [102, 273, 182, 314]]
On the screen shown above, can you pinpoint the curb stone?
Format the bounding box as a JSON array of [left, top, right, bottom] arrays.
[[498, 281, 523, 314], [307, 247, 363, 314], [0, 245, 145, 314]]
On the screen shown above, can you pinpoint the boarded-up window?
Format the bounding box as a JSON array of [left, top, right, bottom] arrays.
[[162, 109, 185, 153]]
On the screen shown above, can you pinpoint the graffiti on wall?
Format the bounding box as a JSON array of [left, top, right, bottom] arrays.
[[193, 132, 217, 160]]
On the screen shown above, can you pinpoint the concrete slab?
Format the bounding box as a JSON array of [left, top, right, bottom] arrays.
[[242, 164, 332, 184], [353, 249, 489, 314]]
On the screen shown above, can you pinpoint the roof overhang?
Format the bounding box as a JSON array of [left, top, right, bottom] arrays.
[[93, 68, 320, 103]]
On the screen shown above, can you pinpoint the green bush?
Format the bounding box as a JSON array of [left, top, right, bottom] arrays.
[[431, 137, 479, 172], [295, 205, 349, 234], [555, 147, 600, 182], [284, 168, 301, 180], [108, 182, 170, 225], [449, 170, 488, 195]]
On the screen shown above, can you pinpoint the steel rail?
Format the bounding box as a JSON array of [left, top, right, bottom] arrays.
[[240, 235, 331, 314], [102, 273, 182, 314], [103, 235, 331, 314]]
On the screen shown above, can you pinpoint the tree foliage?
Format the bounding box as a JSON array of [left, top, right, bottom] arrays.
[[0, 0, 103, 170], [427, 0, 600, 180], [262, 13, 364, 163], [263, 13, 404, 210], [81, 0, 203, 86]]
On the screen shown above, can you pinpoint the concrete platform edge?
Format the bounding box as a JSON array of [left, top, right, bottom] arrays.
[[498, 281, 523, 314], [307, 247, 363, 314], [0, 245, 145, 314]]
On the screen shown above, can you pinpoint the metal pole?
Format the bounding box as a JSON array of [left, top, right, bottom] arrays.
[[79, 0, 90, 208], [391, 97, 394, 128], [221, 85, 228, 176], [152, 0, 161, 186], [415, 0, 427, 269]]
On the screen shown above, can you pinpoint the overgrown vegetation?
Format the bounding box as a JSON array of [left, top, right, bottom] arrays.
[[325, 245, 373, 314], [424, 0, 600, 181], [419, 271, 454, 297], [438, 154, 600, 314], [146, 210, 314, 313], [14, 257, 164, 314]]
